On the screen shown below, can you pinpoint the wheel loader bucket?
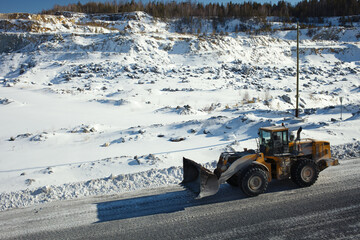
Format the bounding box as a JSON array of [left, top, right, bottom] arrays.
[[181, 158, 220, 198]]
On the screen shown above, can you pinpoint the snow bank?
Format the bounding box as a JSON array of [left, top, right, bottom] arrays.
[[331, 141, 360, 160], [0, 161, 217, 211]]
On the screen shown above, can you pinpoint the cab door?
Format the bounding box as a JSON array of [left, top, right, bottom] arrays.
[[273, 131, 289, 154]]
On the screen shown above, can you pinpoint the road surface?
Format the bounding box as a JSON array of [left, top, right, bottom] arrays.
[[1, 158, 359, 239]]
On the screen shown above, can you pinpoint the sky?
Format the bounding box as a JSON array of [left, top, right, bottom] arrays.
[[0, 0, 303, 14]]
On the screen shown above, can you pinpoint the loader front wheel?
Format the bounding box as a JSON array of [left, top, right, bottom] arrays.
[[291, 159, 319, 187], [241, 167, 268, 197], [226, 173, 239, 187]]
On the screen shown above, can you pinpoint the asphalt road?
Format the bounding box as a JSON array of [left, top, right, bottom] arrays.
[[1, 158, 359, 240]]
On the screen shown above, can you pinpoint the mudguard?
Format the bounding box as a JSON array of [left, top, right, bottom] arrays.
[[218, 153, 260, 184]]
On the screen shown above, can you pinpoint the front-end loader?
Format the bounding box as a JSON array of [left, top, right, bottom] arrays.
[[182, 126, 339, 198]]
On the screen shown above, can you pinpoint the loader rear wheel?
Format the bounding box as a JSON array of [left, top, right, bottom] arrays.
[[291, 159, 319, 187], [241, 167, 268, 197]]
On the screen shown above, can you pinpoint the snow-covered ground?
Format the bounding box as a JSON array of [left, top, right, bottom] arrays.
[[0, 12, 359, 211]]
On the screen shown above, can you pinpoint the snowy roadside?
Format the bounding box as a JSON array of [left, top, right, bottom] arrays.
[[0, 161, 215, 211], [331, 141, 360, 159], [0, 142, 359, 212]]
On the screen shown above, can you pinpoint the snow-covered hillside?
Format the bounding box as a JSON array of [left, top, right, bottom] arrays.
[[0, 12, 359, 210]]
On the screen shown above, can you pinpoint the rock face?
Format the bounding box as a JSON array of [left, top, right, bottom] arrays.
[[0, 34, 31, 53]]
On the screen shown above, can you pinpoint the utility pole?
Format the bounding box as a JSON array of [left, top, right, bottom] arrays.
[[340, 97, 343, 120], [295, 22, 300, 118]]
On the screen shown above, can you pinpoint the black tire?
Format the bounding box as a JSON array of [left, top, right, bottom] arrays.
[[241, 166, 268, 197], [291, 159, 319, 187]]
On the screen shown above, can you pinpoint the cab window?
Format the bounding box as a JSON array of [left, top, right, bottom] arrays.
[[273, 131, 288, 145], [259, 130, 271, 146]]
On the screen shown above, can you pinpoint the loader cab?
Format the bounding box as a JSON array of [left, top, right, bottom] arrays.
[[259, 126, 289, 156]]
